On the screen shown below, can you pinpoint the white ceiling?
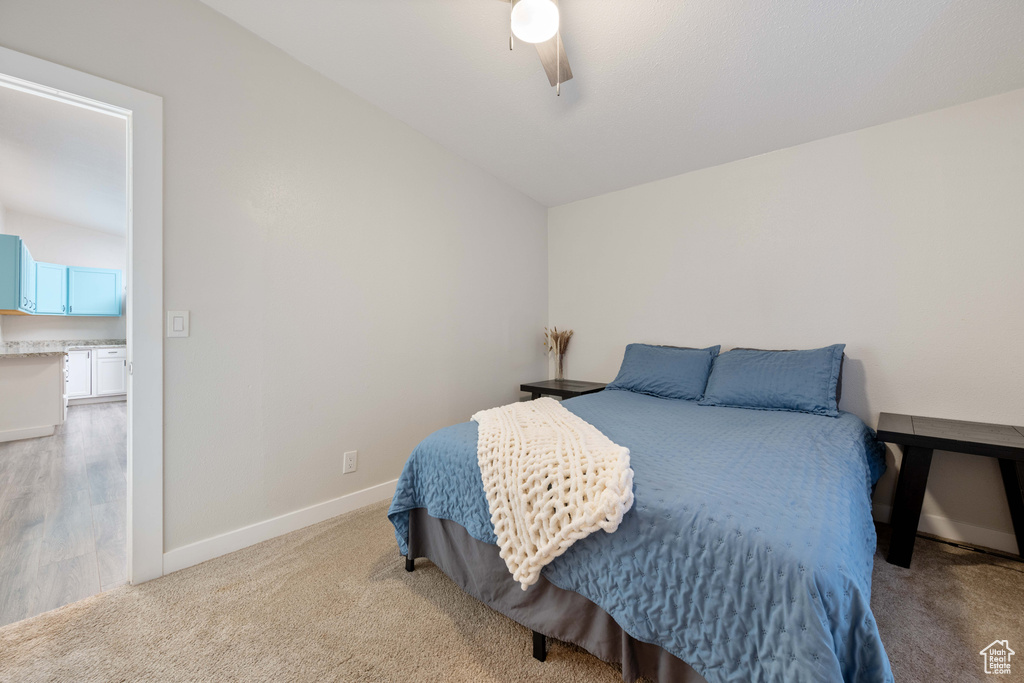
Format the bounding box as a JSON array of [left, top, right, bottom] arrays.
[[200, 0, 1024, 207], [0, 84, 127, 235]]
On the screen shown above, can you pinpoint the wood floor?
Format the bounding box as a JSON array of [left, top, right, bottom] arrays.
[[0, 402, 127, 627]]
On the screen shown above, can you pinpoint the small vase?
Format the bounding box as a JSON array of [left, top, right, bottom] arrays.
[[554, 354, 565, 381]]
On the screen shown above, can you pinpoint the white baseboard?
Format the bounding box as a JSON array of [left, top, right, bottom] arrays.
[[162, 478, 399, 575], [873, 504, 1019, 555], [0, 424, 55, 443], [68, 394, 127, 406]]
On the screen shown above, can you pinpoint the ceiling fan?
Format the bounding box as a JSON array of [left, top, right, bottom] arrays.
[[501, 0, 573, 94]]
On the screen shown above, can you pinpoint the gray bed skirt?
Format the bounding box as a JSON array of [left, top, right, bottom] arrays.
[[407, 508, 708, 683]]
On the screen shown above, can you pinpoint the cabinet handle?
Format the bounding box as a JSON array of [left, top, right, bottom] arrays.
[[62, 304, 66, 312]]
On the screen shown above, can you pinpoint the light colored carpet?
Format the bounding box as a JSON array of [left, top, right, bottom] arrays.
[[0, 501, 1021, 682], [872, 529, 1023, 682]]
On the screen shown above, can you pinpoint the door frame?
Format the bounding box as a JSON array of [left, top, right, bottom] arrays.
[[0, 46, 165, 583]]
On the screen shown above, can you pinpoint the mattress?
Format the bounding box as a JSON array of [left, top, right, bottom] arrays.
[[389, 389, 892, 682]]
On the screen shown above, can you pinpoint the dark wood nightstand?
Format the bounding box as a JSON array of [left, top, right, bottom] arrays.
[[520, 379, 607, 401], [876, 412, 1024, 568]]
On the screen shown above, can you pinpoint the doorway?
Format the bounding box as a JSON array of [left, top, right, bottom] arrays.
[[0, 46, 163, 619]]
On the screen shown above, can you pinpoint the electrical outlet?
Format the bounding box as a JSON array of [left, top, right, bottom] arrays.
[[343, 450, 358, 474]]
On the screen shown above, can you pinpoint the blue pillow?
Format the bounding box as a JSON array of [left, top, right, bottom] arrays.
[[607, 344, 721, 400], [699, 345, 845, 416]]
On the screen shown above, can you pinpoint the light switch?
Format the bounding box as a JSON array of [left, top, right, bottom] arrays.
[[167, 310, 190, 338]]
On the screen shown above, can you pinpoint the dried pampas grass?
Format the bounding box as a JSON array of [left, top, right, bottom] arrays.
[[544, 327, 574, 380]]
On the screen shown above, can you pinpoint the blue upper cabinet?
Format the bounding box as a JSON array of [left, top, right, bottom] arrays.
[[68, 267, 122, 316], [0, 235, 23, 312], [19, 240, 36, 313], [35, 262, 68, 315], [0, 236, 121, 317]]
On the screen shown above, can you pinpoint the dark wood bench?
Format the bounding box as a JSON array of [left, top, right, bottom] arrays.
[[520, 379, 607, 401], [876, 412, 1024, 568]]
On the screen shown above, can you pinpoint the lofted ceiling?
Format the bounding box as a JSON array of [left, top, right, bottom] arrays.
[[0, 83, 126, 235], [201, 0, 1024, 207]]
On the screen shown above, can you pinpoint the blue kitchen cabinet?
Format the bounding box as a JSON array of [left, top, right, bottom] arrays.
[[68, 267, 122, 316], [0, 235, 35, 313], [0, 235, 21, 312], [35, 262, 68, 315], [19, 240, 36, 313], [1, 236, 121, 317]]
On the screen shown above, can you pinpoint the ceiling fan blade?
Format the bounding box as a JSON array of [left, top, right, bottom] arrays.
[[535, 32, 572, 87]]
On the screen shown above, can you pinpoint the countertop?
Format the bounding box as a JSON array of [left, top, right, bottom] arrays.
[[0, 339, 126, 359], [0, 350, 68, 358]]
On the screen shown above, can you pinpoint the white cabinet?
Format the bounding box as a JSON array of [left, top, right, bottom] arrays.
[[66, 346, 127, 404], [66, 349, 93, 398], [95, 352, 127, 396]]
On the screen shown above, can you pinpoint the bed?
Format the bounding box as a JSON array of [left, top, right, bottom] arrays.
[[388, 388, 892, 682]]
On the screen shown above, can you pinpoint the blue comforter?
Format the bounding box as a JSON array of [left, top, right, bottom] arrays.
[[389, 390, 892, 683]]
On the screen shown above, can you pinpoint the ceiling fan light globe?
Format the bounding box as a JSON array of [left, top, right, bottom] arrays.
[[511, 0, 560, 44]]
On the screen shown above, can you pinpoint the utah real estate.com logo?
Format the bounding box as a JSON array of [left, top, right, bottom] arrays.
[[979, 640, 1014, 675]]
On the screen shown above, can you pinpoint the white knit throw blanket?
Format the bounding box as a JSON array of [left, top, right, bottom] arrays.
[[472, 397, 634, 590]]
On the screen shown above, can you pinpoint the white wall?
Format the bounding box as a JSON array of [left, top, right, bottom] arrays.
[[0, 0, 548, 553], [549, 88, 1024, 552], [1, 210, 126, 341]]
